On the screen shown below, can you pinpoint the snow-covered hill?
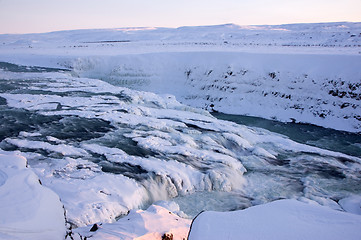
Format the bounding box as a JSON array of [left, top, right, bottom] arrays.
[[1, 22, 361, 52]]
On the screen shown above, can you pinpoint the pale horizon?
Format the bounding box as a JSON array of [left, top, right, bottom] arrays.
[[1, 0, 361, 34]]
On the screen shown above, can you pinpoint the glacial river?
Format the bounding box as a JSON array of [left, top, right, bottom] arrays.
[[0, 61, 360, 225]]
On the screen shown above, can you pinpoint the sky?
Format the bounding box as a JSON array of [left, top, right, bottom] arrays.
[[0, 0, 360, 34]]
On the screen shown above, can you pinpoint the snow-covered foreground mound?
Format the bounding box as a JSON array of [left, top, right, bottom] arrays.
[[188, 199, 361, 240], [0, 22, 360, 132], [73, 199, 361, 240], [0, 152, 66, 240]]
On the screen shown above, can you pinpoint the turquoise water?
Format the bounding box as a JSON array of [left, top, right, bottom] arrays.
[[212, 112, 361, 158]]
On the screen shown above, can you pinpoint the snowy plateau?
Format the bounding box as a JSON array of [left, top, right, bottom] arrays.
[[0, 22, 360, 239]]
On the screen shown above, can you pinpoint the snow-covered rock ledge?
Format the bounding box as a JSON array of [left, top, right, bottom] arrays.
[[0, 152, 66, 240], [67, 52, 361, 133], [188, 199, 361, 240]]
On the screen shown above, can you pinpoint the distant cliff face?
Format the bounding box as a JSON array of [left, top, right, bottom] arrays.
[[68, 52, 361, 133], [177, 54, 361, 133]]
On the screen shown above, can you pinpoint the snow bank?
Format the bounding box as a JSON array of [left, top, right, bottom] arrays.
[[0, 152, 66, 240], [188, 199, 361, 240]]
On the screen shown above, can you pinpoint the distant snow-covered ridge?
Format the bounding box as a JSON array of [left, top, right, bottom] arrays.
[[1, 22, 361, 52], [0, 22, 360, 132]]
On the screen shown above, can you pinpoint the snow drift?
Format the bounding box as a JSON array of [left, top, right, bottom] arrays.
[[0, 152, 66, 240], [188, 199, 361, 240]]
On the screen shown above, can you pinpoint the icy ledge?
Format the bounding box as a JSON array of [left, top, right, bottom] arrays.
[[188, 199, 361, 240], [0, 152, 66, 240]]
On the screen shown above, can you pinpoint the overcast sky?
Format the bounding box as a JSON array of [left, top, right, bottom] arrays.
[[1, 0, 360, 34]]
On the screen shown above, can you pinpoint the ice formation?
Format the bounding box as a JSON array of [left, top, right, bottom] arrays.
[[0, 22, 360, 239]]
